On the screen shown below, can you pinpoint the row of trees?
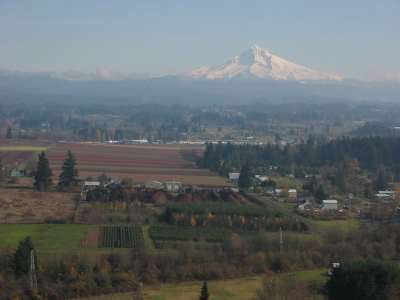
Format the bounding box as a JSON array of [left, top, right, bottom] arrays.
[[34, 150, 78, 191], [200, 137, 400, 174]]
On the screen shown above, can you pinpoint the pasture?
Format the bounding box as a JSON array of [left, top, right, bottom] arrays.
[[0, 188, 76, 223]]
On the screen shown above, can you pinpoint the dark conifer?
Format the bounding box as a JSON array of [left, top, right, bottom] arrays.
[[199, 281, 209, 300], [58, 150, 78, 190], [34, 152, 52, 191]]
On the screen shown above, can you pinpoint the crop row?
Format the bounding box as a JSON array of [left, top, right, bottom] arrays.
[[150, 225, 239, 243], [98, 226, 144, 249], [165, 202, 283, 218]]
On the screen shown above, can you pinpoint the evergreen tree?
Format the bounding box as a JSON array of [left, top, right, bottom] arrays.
[[314, 185, 328, 203], [34, 152, 53, 191], [58, 150, 78, 190], [199, 281, 209, 300], [238, 162, 252, 189], [5, 125, 12, 139], [375, 167, 388, 191], [14, 237, 37, 277]]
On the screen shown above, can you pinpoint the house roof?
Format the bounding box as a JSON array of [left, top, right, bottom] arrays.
[[322, 200, 338, 204]]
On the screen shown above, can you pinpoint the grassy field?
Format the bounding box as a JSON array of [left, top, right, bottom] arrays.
[[0, 188, 76, 223], [312, 218, 359, 234], [76, 269, 327, 300], [0, 224, 94, 253]]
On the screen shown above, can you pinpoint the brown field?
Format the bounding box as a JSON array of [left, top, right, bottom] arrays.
[[0, 188, 77, 223], [47, 143, 229, 186]]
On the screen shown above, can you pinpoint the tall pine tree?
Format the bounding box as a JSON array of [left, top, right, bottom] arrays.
[[238, 162, 252, 189], [5, 125, 12, 139], [199, 281, 209, 300], [34, 152, 52, 191], [14, 237, 37, 277], [58, 150, 78, 190]]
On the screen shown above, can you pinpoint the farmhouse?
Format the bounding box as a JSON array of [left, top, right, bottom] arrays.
[[165, 181, 182, 193], [322, 199, 338, 210]]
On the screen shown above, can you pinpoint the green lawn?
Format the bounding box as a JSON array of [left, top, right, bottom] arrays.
[[312, 218, 359, 233], [76, 269, 327, 300], [0, 224, 94, 254]]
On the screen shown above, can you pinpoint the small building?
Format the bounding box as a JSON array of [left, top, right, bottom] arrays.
[[145, 180, 164, 190], [255, 175, 269, 183], [83, 181, 101, 191], [10, 169, 25, 177], [376, 190, 395, 200], [228, 172, 240, 181], [275, 188, 282, 197], [164, 181, 182, 193], [298, 201, 311, 211], [322, 200, 338, 210], [288, 188, 297, 199]]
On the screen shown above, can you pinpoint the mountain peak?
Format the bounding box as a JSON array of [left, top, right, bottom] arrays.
[[190, 45, 342, 81]]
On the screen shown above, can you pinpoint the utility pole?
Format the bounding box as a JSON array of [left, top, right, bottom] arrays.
[[29, 249, 38, 290], [279, 227, 283, 253]]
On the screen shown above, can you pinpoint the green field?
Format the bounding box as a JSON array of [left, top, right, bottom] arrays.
[[0, 224, 94, 254], [75, 269, 327, 300]]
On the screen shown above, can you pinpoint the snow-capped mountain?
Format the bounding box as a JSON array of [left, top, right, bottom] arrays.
[[190, 45, 342, 81]]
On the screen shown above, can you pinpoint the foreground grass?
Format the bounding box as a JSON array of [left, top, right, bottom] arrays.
[[0, 224, 94, 254], [312, 218, 359, 234], [77, 269, 327, 300]]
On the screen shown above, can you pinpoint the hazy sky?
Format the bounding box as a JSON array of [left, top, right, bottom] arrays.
[[0, 0, 399, 79]]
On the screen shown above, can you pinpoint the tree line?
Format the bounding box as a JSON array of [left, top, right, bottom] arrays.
[[199, 136, 400, 175]]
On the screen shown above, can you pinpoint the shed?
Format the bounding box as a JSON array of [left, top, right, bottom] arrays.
[[322, 200, 338, 210]]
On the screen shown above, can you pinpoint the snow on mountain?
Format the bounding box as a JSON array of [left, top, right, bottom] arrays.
[[190, 45, 342, 81]]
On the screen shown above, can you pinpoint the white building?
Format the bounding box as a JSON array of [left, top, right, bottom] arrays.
[[228, 172, 240, 181], [376, 190, 395, 200], [145, 180, 164, 190], [164, 181, 182, 193], [255, 175, 269, 183], [322, 200, 338, 210], [288, 189, 297, 199], [83, 181, 100, 188]]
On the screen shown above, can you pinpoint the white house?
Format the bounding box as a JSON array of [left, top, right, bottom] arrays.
[[145, 180, 164, 190], [83, 181, 100, 188], [376, 190, 395, 200], [322, 200, 338, 210], [255, 175, 269, 183], [228, 172, 240, 181], [164, 181, 182, 193]]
